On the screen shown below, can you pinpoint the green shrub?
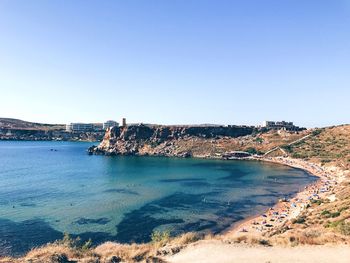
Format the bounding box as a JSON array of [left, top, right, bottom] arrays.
[[321, 159, 332, 164], [311, 199, 323, 206], [325, 220, 342, 228], [321, 210, 330, 216], [311, 129, 322, 136], [339, 207, 349, 213], [293, 216, 306, 224], [330, 211, 341, 218], [59, 233, 92, 250], [81, 238, 92, 250], [151, 229, 171, 244], [254, 137, 264, 143], [61, 233, 80, 248], [281, 145, 292, 152]]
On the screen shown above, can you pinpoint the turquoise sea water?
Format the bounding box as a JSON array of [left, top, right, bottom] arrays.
[[0, 141, 317, 256]]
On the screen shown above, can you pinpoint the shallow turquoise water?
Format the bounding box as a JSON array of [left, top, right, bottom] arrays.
[[0, 141, 317, 256]]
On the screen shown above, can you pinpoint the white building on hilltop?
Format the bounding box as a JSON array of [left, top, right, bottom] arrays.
[[103, 120, 119, 130], [261, 120, 304, 131], [66, 123, 94, 132]]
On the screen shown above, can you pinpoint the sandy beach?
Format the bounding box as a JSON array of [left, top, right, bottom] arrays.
[[167, 157, 349, 263], [225, 157, 343, 239]]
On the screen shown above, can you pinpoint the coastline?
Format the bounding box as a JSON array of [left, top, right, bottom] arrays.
[[224, 156, 342, 239], [1, 152, 348, 262]]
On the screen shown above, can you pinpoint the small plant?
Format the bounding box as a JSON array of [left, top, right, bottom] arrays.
[[245, 147, 263, 155], [254, 137, 264, 143], [311, 129, 322, 136], [293, 216, 306, 224], [321, 159, 332, 164], [246, 147, 258, 155], [59, 233, 92, 251], [321, 210, 330, 216], [338, 222, 350, 236], [258, 239, 271, 246], [311, 199, 323, 206], [61, 232, 80, 248], [330, 211, 341, 218], [281, 145, 292, 152], [304, 229, 321, 238], [325, 220, 342, 228], [81, 238, 92, 250], [151, 229, 171, 244], [339, 206, 349, 213]]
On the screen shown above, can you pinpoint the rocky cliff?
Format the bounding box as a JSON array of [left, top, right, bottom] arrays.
[[89, 124, 256, 157]]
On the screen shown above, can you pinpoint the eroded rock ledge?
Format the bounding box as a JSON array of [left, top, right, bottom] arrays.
[[88, 124, 256, 158]]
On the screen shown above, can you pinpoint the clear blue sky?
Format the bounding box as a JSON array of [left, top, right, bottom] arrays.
[[0, 0, 349, 127]]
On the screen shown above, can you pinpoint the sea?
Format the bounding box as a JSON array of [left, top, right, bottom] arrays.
[[0, 141, 318, 256]]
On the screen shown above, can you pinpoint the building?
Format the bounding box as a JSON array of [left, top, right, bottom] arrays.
[[262, 120, 304, 131], [122, 118, 126, 127], [103, 120, 119, 130], [66, 123, 94, 132]]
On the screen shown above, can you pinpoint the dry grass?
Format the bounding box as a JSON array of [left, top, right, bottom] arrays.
[[1, 232, 202, 263], [284, 125, 350, 170], [262, 180, 350, 246], [137, 129, 309, 158]]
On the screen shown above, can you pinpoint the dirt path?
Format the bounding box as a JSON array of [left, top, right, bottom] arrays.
[[263, 133, 313, 156], [166, 240, 350, 263]]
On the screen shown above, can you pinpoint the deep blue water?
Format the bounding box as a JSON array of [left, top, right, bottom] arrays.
[[0, 141, 318, 256]]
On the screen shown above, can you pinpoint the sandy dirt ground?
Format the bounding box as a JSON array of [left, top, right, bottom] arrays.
[[166, 240, 350, 263]]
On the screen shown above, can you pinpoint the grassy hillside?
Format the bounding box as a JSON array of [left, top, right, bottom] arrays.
[[280, 125, 350, 170], [260, 125, 350, 246], [136, 129, 310, 158]]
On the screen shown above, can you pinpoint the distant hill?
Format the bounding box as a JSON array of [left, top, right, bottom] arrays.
[[0, 118, 65, 131]]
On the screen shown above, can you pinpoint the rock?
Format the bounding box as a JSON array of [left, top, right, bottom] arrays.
[[87, 145, 97, 155], [50, 253, 70, 263], [106, 256, 122, 263], [89, 124, 256, 157]]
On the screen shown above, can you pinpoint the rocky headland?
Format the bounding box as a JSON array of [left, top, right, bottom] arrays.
[[88, 124, 309, 159], [88, 124, 260, 157]]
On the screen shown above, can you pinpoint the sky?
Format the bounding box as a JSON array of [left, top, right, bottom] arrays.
[[0, 0, 349, 128]]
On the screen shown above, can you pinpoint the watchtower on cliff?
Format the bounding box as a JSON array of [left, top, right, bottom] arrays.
[[122, 118, 126, 127]]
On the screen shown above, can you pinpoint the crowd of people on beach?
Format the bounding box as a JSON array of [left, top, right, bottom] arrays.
[[235, 157, 339, 235]]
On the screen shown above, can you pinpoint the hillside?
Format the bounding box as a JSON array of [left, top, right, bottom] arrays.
[[280, 125, 350, 170], [0, 118, 104, 141], [91, 124, 309, 157], [0, 118, 64, 131], [239, 125, 350, 248]]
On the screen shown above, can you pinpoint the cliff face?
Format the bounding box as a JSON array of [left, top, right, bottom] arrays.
[[91, 124, 256, 157]]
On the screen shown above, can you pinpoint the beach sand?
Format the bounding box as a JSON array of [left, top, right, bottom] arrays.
[[225, 157, 343, 239], [167, 240, 350, 263]]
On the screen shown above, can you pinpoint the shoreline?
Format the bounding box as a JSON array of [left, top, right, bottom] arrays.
[[0, 155, 346, 261], [224, 156, 342, 239]]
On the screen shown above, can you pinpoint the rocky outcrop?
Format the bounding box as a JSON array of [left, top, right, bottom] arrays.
[[90, 124, 256, 157]]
